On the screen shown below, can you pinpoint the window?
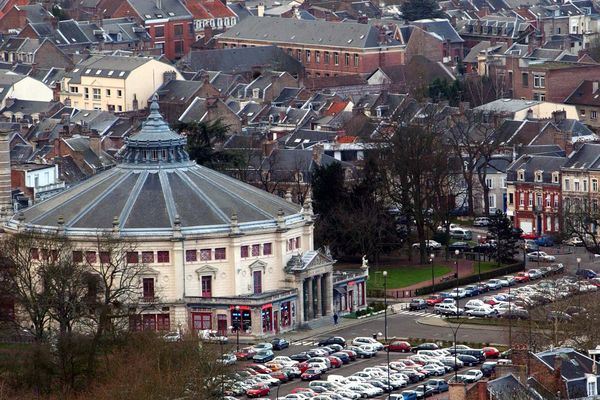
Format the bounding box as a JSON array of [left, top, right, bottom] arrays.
[[296, 49, 301, 61], [106, 89, 111, 97], [354, 53, 359, 67], [157, 251, 169, 263], [581, 109, 586, 116], [554, 196, 559, 208], [593, 179, 598, 192], [126, 252, 138, 263], [253, 270, 262, 294], [31, 248, 39, 260], [306, 50, 311, 63], [509, 193, 514, 205], [535, 172, 543, 182], [155, 26, 165, 37], [344, 53, 350, 66], [142, 278, 155, 300], [324, 51, 330, 64], [584, 180, 588, 192], [594, 200, 599, 212], [252, 244, 260, 257], [533, 92, 545, 101], [156, 314, 170, 331], [200, 249, 211, 261], [334, 52, 339, 65], [201, 276, 212, 297], [553, 172, 559, 183], [186, 250, 197, 262], [85, 251, 97, 263], [546, 194, 551, 207], [215, 248, 226, 260], [518, 170, 525, 181], [70, 86, 78, 93], [288, 238, 295, 251], [72, 251, 83, 262], [174, 40, 184, 55], [100, 251, 110, 263], [263, 243, 272, 255], [528, 195, 533, 207], [315, 51, 320, 63], [522, 73, 528, 87], [142, 251, 154, 263], [593, 111, 598, 120], [92, 88, 100, 100], [241, 245, 249, 258], [501, 178, 506, 188], [533, 74, 545, 88], [296, 236, 301, 249], [575, 181, 580, 191], [488, 194, 496, 209], [84, 87, 89, 99], [588, 379, 598, 396], [565, 178, 571, 191], [117, 90, 122, 97], [117, 105, 122, 112], [174, 24, 183, 36], [486, 178, 493, 189], [536, 194, 542, 207]]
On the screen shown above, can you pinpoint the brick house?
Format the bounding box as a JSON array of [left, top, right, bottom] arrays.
[[564, 80, 600, 130], [156, 79, 220, 124], [409, 19, 464, 64], [216, 17, 406, 77], [186, 0, 237, 39], [506, 154, 567, 235], [0, 37, 72, 70], [111, 0, 195, 60], [0, 3, 55, 34], [179, 96, 242, 133]]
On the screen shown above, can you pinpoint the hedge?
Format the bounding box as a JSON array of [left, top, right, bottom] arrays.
[[414, 261, 524, 296]]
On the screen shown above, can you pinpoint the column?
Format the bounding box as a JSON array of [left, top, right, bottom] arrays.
[[324, 273, 333, 316], [316, 275, 322, 318], [306, 277, 313, 321], [0, 130, 11, 222]]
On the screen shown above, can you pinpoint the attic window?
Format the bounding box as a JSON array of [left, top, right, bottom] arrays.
[[168, 12, 175, 16], [108, 70, 114, 76], [347, 39, 353, 43], [73, 68, 79, 73], [144, 14, 152, 18], [535, 171, 543, 182], [119, 71, 125, 77], [95, 69, 102, 75], [359, 34, 365, 39], [85, 69, 91, 74], [517, 169, 525, 181], [156, 13, 163, 18]]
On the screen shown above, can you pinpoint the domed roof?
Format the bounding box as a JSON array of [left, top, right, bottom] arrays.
[[8, 97, 304, 236]]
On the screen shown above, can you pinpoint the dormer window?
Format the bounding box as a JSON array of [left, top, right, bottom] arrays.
[[252, 88, 260, 98], [552, 172, 559, 184], [535, 170, 543, 182], [517, 169, 525, 181]]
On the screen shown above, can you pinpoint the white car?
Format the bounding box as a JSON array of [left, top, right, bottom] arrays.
[[473, 217, 490, 227], [464, 299, 486, 310], [422, 364, 446, 376], [411, 240, 442, 250], [343, 383, 383, 397], [449, 287, 467, 299], [465, 306, 497, 318], [336, 390, 361, 399], [463, 369, 483, 382], [527, 251, 556, 262], [272, 356, 299, 367], [255, 373, 281, 386], [352, 337, 384, 351], [252, 342, 274, 351], [486, 279, 503, 290], [162, 331, 181, 342]]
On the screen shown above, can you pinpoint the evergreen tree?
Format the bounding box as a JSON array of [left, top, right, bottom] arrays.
[[401, 0, 444, 21], [174, 119, 230, 167], [488, 209, 519, 264]]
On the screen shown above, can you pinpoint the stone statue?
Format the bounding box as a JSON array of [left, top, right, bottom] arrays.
[[361, 255, 369, 270]]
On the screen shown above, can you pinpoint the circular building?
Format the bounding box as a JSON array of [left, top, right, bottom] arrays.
[[3, 97, 338, 336]]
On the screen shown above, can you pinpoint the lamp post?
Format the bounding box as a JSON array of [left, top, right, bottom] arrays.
[[383, 270, 390, 399], [577, 257, 582, 308], [234, 305, 241, 351], [523, 242, 527, 270], [477, 234, 482, 284], [430, 253, 435, 288], [577, 257, 581, 273], [454, 249, 460, 382]]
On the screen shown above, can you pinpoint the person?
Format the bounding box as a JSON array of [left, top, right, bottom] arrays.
[[333, 313, 339, 325]]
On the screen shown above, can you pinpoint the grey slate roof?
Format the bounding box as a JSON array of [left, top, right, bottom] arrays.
[[563, 143, 600, 169], [127, 0, 192, 21], [218, 16, 401, 49], [66, 55, 159, 83], [412, 18, 464, 43], [11, 98, 302, 234], [507, 154, 567, 182]]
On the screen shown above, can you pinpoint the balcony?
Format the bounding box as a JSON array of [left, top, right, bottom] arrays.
[[185, 288, 298, 307], [333, 270, 368, 284]]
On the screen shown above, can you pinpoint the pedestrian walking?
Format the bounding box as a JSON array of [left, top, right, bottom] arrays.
[[333, 313, 339, 325]]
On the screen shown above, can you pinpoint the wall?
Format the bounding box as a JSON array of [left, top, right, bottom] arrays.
[[5, 76, 53, 108], [125, 60, 184, 111]]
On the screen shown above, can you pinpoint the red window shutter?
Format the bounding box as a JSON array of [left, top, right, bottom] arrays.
[[127, 252, 139, 263], [157, 251, 169, 263]]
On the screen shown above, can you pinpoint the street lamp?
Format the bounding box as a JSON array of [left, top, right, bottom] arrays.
[[577, 257, 582, 272], [234, 305, 241, 351], [229, 325, 239, 352], [430, 253, 435, 288], [477, 234, 482, 284], [454, 248, 460, 382], [577, 257, 582, 308], [383, 270, 391, 399]]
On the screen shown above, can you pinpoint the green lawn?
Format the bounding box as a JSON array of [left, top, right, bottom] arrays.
[[473, 261, 503, 274], [368, 265, 452, 289]]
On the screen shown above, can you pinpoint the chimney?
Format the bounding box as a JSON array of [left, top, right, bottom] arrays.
[[163, 71, 177, 85], [448, 382, 467, 400], [156, 0, 162, 10], [0, 129, 12, 221], [204, 25, 213, 41], [526, 108, 534, 120], [553, 355, 563, 380], [593, 81, 599, 94], [312, 143, 323, 165], [89, 130, 102, 157], [553, 109, 567, 124], [257, 3, 265, 17]]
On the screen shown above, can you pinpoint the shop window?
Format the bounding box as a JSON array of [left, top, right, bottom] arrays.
[[72, 251, 83, 263], [142, 278, 155, 300], [200, 249, 212, 261], [127, 252, 139, 263], [252, 244, 260, 257], [142, 251, 154, 263], [85, 251, 97, 263], [263, 243, 272, 255], [241, 245, 249, 258], [253, 270, 262, 294], [215, 248, 226, 260], [186, 249, 197, 262], [201, 275, 212, 297], [157, 251, 169, 263]]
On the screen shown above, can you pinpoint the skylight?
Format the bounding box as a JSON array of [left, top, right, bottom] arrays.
[[96, 69, 102, 75], [108, 70, 114, 76], [85, 69, 91, 74], [119, 71, 125, 77]]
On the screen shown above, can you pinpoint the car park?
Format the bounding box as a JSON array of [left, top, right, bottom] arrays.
[[409, 299, 428, 311]]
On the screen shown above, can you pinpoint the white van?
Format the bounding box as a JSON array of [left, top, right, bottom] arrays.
[[450, 228, 473, 240], [434, 303, 463, 316]]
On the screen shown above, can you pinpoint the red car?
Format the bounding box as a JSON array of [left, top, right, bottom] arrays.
[[426, 295, 444, 306], [298, 362, 310, 373], [482, 346, 500, 358], [248, 364, 272, 374], [246, 384, 270, 398], [521, 232, 538, 240], [291, 388, 315, 395], [270, 370, 289, 382], [386, 340, 412, 352], [328, 355, 343, 368], [515, 272, 530, 283], [402, 359, 419, 368], [340, 349, 357, 361], [301, 368, 322, 381], [234, 346, 257, 360], [484, 297, 501, 306]]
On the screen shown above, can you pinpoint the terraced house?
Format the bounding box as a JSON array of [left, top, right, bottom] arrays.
[[217, 17, 406, 77], [561, 143, 600, 228]]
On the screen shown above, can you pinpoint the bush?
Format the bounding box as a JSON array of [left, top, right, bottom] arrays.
[[370, 301, 386, 312], [414, 261, 524, 296]]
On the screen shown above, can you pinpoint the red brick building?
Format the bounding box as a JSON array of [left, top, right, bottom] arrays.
[[506, 154, 567, 235], [217, 17, 406, 77], [111, 0, 194, 60]]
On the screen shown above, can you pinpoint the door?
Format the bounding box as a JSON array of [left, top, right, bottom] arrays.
[[520, 220, 533, 233], [537, 215, 542, 235], [217, 314, 227, 335]]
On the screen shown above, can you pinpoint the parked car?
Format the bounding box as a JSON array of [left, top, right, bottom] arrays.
[[246, 384, 270, 398], [411, 240, 442, 250], [234, 346, 257, 360], [535, 236, 555, 247], [301, 368, 322, 381], [527, 269, 543, 279], [434, 303, 463, 316], [456, 354, 480, 367], [463, 285, 481, 297], [253, 342, 274, 351], [565, 236, 584, 246], [514, 272, 530, 283], [253, 350, 275, 363], [524, 239, 539, 252], [482, 347, 500, 358], [547, 311, 572, 322], [217, 353, 237, 365], [450, 228, 473, 240], [465, 306, 497, 318], [290, 352, 310, 362], [272, 338, 290, 350], [411, 343, 439, 352], [499, 308, 529, 319], [473, 217, 490, 227], [449, 242, 471, 252], [387, 340, 412, 352], [485, 279, 503, 290], [511, 227, 523, 239], [480, 361, 497, 377], [198, 329, 228, 343], [318, 336, 346, 347], [576, 269, 598, 279], [521, 232, 538, 240], [473, 242, 496, 254], [527, 251, 556, 262], [409, 299, 428, 311], [352, 337, 384, 351], [162, 331, 181, 342], [463, 369, 483, 383], [425, 295, 444, 306], [426, 378, 449, 393]]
